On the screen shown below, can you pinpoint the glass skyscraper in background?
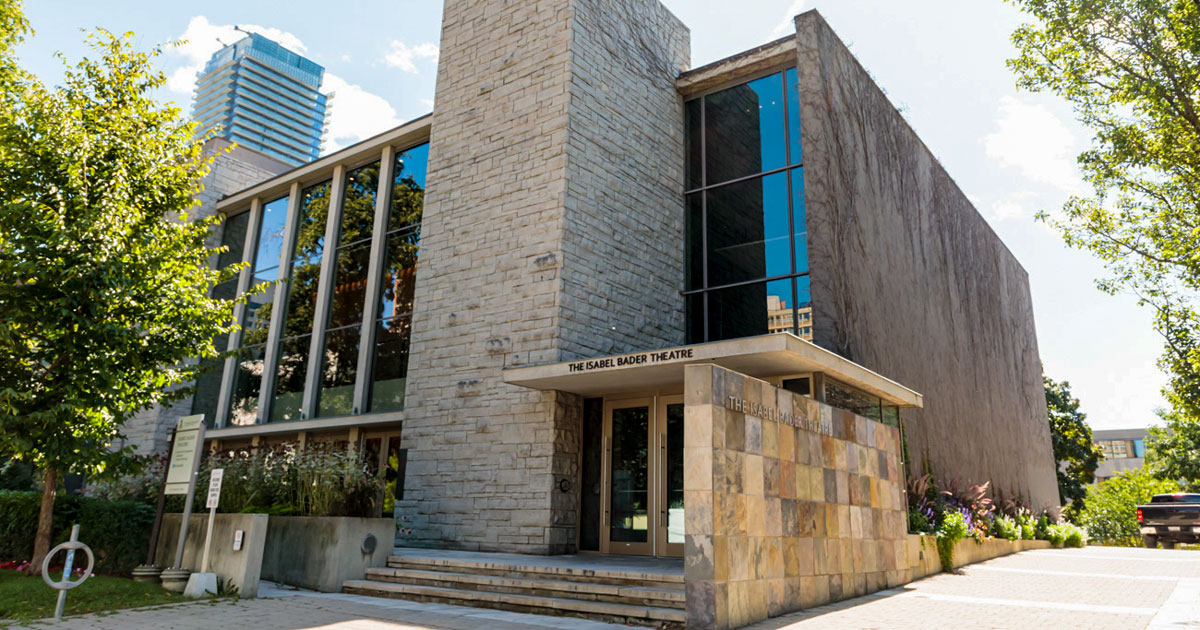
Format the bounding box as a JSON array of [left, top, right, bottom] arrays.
[[192, 32, 328, 166]]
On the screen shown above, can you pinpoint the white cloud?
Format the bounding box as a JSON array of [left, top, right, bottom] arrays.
[[167, 16, 308, 94], [770, 1, 807, 39], [321, 73, 402, 153], [383, 41, 439, 74], [420, 98, 435, 111], [989, 199, 1027, 222], [982, 96, 1082, 193]]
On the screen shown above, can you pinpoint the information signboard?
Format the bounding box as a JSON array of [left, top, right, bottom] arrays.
[[164, 415, 205, 495]]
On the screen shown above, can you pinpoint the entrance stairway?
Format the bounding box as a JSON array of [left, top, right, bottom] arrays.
[[342, 549, 686, 627]]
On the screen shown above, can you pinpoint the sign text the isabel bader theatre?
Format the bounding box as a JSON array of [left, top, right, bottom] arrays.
[[725, 395, 833, 436], [567, 348, 695, 372]]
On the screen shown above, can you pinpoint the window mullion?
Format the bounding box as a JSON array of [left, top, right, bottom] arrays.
[[355, 145, 396, 414], [214, 198, 262, 428], [302, 164, 348, 419], [256, 182, 302, 424]]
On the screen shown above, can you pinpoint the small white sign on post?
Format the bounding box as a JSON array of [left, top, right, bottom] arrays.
[[206, 468, 224, 510], [200, 468, 224, 575]]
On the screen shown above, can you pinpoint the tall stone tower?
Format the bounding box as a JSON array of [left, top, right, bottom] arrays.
[[396, 0, 690, 553]]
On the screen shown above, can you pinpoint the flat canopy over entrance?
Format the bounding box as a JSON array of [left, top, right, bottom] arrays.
[[502, 333, 923, 408]]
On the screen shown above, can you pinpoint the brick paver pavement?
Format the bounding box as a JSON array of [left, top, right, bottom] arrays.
[[745, 547, 1200, 630], [9, 547, 1200, 629]]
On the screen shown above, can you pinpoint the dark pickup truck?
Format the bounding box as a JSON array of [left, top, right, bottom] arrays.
[[1138, 493, 1200, 549]]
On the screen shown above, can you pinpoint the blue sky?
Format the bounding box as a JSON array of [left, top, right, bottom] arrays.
[[20, 0, 1166, 430]]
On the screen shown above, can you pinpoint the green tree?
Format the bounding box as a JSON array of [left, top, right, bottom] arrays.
[[0, 17, 244, 572], [1008, 0, 1200, 426], [1146, 404, 1200, 490], [1079, 468, 1179, 546], [1044, 376, 1103, 516]]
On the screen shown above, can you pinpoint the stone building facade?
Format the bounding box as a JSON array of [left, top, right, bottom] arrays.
[[140, 2, 1060, 626]]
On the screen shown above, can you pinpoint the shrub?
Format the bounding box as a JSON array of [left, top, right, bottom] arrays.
[[991, 515, 1020, 541], [0, 490, 154, 574], [1079, 468, 1179, 546], [1015, 509, 1037, 540], [1034, 514, 1052, 540], [166, 442, 382, 517], [1063, 524, 1085, 548], [936, 510, 969, 572]]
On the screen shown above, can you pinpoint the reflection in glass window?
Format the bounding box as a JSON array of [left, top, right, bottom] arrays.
[[706, 172, 791, 287], [368, 144, 427, 412], [317, 161, 380, 418], [684, 70, 810, 344], [703, 72, 787, 187], [270, 180, 331, 423], [825, 378, 884, 423], [227, 194, 288, 426], [194, 210, 250, 427]]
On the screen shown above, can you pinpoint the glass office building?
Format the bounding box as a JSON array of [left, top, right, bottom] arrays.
[[192, 33, 328, 166]]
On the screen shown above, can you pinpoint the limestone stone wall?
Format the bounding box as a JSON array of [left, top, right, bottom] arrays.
[[791, 11, 1060, 510], [559, 0, 690, 358], [683, 364, 907, 630], [121, 141, 290, 455], [398, 0, 689, 554]]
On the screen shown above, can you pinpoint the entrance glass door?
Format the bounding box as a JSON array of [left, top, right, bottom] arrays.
[[657, 397, 684, 557], [601, 396, 684, 557], [604, 399, 652, 555]]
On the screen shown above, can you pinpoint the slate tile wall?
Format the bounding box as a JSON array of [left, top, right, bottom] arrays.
[[683, 363, 907, 630]]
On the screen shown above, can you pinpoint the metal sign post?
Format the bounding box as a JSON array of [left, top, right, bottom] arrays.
[[41, 524, 93, 620], [200, 468, 223, 573], [165, 414, 206, 570]]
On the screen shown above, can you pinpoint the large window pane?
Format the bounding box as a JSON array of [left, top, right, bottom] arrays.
[[194, 210, 249, 425], [791, 168, 808, 274], [704, 72, 786, 186], [216, 211, 250, 271], [340, 161, 380, 247], [685, 193, 703, 291], [317, 326, 360, 418], [369, 316, 411, 412], [389, 145, 427, 233], [228, 345, 266, 426], [255, 196, 290, 273], [279, 180, 331, 340], [786, 68, 803, 165], [706, 172, 791, 287], [685, 98, 702, 190], [379, 227, 419, 320], [270, 335, 310, 422], [327, 242, 372, 330], [707, 279, 793, 342]]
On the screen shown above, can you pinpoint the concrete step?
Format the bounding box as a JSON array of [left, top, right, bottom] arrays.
[[343, 579, 687, 627], [365, 566, 685, 609], [385, 554, 684, 590]]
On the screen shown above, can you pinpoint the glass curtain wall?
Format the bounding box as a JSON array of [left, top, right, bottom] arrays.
[[270, 180, 331, 422], [368, 144, 427, 412], [316, 161, 380, 417], [202, 141, 428, 427], [193, 211, 250, 427], [228, 195, 289, 425], [684, 69, 811, 344]]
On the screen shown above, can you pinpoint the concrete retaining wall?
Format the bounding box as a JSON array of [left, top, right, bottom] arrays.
[[905, 534, 1054, 580], [157, 513, 268, 597], [260, 516, 395, 592]]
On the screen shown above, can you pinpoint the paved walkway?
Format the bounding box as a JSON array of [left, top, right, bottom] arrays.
[[10, 547, 1200, 629], [746, 547, 1200, 630]]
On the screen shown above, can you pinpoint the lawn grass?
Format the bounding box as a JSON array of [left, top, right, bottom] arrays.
[[0, 569, 186, 622]]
